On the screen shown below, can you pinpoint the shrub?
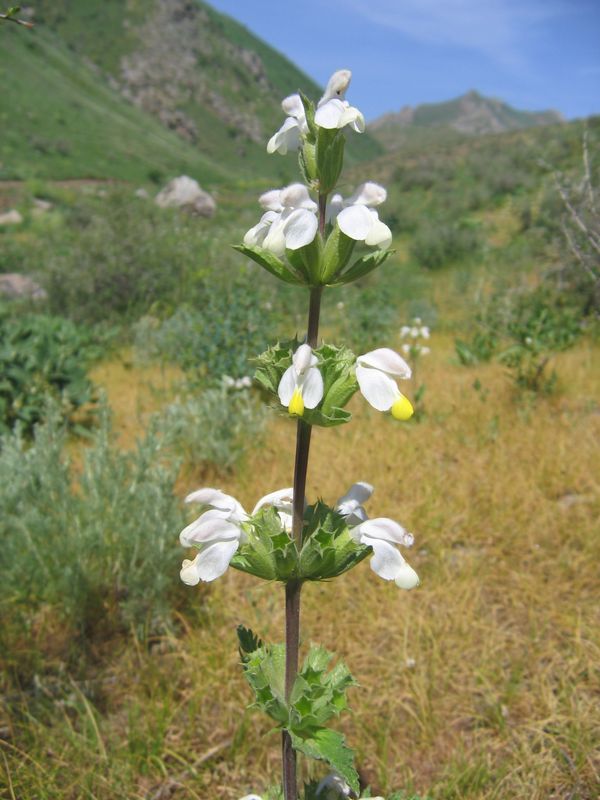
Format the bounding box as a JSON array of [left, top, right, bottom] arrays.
[[40, 189, 218, 323], [133, 279, 276, 381], [411, 219, 483, 270], [0, 405, 186, 665], [157, 382, 267, 470], [455, 285, 583, 392], [0, 304, 103, 434]]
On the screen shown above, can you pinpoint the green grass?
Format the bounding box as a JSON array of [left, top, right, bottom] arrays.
[[0, 0, 381, 183], [0, 26, 230, 183]]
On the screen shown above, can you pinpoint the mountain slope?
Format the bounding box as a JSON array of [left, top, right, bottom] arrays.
[[0, 0, 380, 182], [371, 90, 564, 151], [0, 25, 232, 183]]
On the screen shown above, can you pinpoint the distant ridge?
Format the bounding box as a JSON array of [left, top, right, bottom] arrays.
[[371, 90, 564, 149]]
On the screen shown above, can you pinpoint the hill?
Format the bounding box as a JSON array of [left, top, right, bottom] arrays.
[[0, 0, 381, 183], [371, 90, 564, 151]]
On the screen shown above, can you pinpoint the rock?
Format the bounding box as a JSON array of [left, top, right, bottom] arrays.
[[33, 198, 53, 212], [155, 175, 216, 217], [0, 209, 23, 226], [557, 493, 589, 510], [0, 273, 47, 300]]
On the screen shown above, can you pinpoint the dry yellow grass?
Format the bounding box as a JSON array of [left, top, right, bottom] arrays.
[[110, 339, 600, 796], [2, 337, 598, 799]]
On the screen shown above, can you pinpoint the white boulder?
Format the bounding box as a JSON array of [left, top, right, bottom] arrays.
[[155, 175, 216, 217], [0, 209, 24, 226]]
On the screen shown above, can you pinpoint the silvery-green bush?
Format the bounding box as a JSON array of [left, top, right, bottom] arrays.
[[0, 404, 185, 647]]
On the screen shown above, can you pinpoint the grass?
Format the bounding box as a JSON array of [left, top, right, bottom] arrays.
[[0, 89, 598, 799], [0, 26, 231, 184], [0, 0, 381, 183], [1, 331, 598, 799]]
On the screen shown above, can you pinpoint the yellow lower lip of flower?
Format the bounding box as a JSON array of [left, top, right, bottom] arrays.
[[391, 395, 414, 421], [288, 388, 305, 416]]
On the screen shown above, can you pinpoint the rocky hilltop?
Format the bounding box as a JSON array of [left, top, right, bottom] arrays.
[[372, 90, 564, 149]]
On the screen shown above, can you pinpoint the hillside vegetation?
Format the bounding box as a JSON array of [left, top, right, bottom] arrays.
[[1, 10, 599, 796], [0, 0, 380, 182], [371, 89, 564, 151]]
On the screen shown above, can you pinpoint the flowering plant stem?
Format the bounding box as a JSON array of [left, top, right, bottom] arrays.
[[282, 205, 325, 800]]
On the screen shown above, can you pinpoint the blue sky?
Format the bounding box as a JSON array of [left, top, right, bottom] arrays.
[[208, 0, 600, 121]]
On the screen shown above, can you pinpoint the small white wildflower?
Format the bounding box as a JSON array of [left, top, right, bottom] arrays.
[[355, 348, 414, 420], [278, 344, 324, 417], [314, 69, 365, 133], [336, 482, 419, 589], [329, 182, 392, 249], [244, 183, 318, 257]]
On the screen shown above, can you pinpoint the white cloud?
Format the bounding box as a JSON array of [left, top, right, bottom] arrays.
[[344, 0, 569, 68]]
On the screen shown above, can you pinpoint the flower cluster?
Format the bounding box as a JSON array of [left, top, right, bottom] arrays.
[[400, 317, 431, 358], [243, 184, 318, 257], [223, 375, 253, 390], [179, 68, 425, 800], [179, 487, 293, 584], [179, 481, 418, 590], [276, 344, 414, 422], [267, 69, 364, 155]]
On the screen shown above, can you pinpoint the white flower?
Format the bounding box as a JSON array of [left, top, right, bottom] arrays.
[[315, 69, 365, 133], [252, 487, 295, 533], [239, 795, 263, 800], [421, 326, 430, 339], [354, 518, 418, 589], [401, 343, 411, 355], [243, 183, 317, 257], [179, 487, 299, 583], [267, 93, 308, 154], [179, 489, 248, 584], [355, 348, 414, 420], [278, 344, 324, 417], [329, 182, 392, 249], [420, 346, 431, 356], [336, 482, 419, 590], [316, 773, 352, 799], [336, 481, 373, 526], [400, 325, 411, 338]]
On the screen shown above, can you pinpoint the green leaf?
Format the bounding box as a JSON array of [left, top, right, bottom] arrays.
[[299, 90, 317, 138], [230, 507, 299, 582], [233, 244, 306, 285], [333, 248, 394, 286], [289, 728, 359, 796], [240, 643, 289, 725], [299, 140, 318, 186], [298, 501, 370, 580], [253, 342, 359, 429], [253, 339, 298, 396], [316, 128, 345, 195], [286, 233, 323, 285], [317, 343, 359, 418], [321, 224, 356, 284], [237, 625, 263, 660]]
